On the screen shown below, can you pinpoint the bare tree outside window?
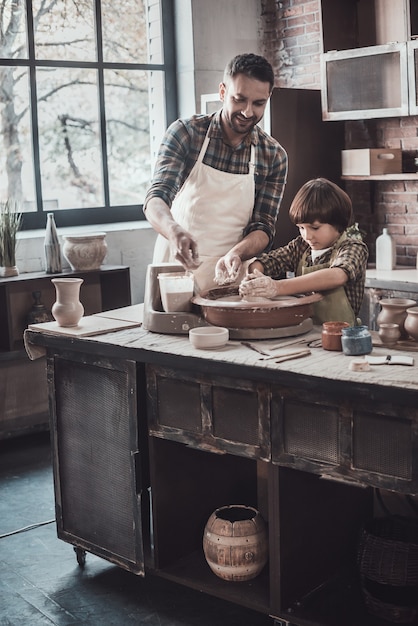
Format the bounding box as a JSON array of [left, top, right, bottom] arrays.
[[0, 0, 174, 228]]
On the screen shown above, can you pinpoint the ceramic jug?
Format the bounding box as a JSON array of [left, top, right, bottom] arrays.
[[377, 298, 416, 339], [51, 277, 84, 327]]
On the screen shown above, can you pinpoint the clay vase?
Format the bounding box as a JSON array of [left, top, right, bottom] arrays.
[[378, 323, 401, 348], [63, 233, 107, 271], [376, 298, 416, 339], [203, 505, 268, 582], [51, 278, 84, 327], [404, 306, 418, 341]]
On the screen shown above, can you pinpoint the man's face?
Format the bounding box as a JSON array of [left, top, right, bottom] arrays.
[[219, 74, 271, 137]]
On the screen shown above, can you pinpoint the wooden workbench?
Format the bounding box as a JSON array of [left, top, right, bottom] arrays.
[[25, 310, 418, 626]]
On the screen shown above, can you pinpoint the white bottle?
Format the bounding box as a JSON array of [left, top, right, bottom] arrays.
[[376, 228, 395, 271]]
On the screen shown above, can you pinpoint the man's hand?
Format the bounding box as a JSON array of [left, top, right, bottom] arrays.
[[239, 268, 279, 299], [214, 252, 242, 285], [169, 225, 201, 270]]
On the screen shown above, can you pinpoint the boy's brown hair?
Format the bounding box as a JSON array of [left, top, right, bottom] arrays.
[[289, 178, 353, 233]]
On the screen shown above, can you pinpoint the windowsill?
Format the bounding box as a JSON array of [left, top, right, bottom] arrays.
[[17, 220, 153, 240]]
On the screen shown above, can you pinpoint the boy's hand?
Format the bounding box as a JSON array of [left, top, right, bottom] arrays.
[[239, 269, 279, 299]]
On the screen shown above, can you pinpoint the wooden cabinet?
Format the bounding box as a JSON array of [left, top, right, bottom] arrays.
[[0, 265, 131, 439], [48, 350, 147, 572], [320, 0, 418, 120], [28, 327, 418, 626]]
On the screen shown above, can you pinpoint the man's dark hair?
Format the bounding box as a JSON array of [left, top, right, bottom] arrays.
[[224, 53, 275, 92]]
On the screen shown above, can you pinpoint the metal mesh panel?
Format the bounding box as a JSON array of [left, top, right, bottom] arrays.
[[283, 401, 339, 464], [55, 358, 136, 561], [212, 387, 259, 445], [156, 377, 201, 432], [353, 411, 411, 479], [327, 52, 401, 111]]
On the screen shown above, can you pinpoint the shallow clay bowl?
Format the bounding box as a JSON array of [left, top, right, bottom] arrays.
[[192, 286, 322, 329], [189, 326, 229, 349]]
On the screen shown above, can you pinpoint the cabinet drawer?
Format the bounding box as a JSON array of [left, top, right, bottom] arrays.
[[146, 364, 270, 460], [272, 386, 418, 493]]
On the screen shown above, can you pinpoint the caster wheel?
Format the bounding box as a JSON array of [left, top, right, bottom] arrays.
[[74, 546, 86, 567]]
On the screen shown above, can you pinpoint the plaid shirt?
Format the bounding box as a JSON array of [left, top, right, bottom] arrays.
[[144, 110, 288, 247], [257, 232, 369, 316]]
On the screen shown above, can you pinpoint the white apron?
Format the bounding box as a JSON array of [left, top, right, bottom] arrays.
[[152, 127, 256, 292]]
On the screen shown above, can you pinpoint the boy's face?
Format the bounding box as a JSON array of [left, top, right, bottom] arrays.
[[297, 221, 340, 250]]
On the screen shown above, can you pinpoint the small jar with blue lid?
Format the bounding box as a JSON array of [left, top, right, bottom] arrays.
[[341, 325, 372, 356]]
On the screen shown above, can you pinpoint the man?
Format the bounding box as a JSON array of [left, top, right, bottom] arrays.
[[144, 53, 288, 292]]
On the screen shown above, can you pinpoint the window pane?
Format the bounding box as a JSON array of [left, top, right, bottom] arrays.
[[105, 68, 151, 205], [0, 0, 28, 59], [36, 67, 104, 209], [102, 0, 148, 64], [0, 66, 36, 209], [33, 0, 96, 62]]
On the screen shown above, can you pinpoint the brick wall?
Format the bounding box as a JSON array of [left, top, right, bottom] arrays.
[[261, 0, 418, 266]]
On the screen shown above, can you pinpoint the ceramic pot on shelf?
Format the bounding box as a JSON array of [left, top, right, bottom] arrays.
[[376, 298, 417, 339], [0, 265, 19, 277], [404, 306, 418, 341], [51, 277, 84, 327], [203, 505, 268, 582], [63, 233, 107, 271]]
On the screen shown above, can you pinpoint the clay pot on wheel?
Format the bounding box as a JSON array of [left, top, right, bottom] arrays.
[[376, 298, 416, 339]]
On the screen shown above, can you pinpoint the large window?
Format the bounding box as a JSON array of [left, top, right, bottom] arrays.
[[0, 0, 176, 229]]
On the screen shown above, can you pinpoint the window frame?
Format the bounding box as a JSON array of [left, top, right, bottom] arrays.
[[0, 0, 177, 231]]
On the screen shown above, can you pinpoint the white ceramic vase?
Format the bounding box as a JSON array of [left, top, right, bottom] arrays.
[[63, 233, 107, 271], [51, 278, 84, 327]]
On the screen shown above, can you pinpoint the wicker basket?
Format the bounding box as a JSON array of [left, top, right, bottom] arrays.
[[357, 516, 418, 623]]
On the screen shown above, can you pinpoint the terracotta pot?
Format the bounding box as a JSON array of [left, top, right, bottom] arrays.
[[63, 233, 107, 271], [404, 307, 418, 341], [203, 505, 268, 582], [376, 298, 416, 339], [51, 278, 84, 327], [321, 321, 350, 351], [192, 286, 322, 329]]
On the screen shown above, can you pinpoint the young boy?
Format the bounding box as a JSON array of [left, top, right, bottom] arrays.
[[239, 178, 368, 325]]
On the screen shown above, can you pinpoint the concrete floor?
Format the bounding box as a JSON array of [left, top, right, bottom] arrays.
[[0, 432, 272, 625]]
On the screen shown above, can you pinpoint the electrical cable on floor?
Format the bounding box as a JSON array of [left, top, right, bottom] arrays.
[[0, 519, 55, 539]]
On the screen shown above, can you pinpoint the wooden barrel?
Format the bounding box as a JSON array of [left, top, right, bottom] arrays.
[[203, 505, 268, 582]]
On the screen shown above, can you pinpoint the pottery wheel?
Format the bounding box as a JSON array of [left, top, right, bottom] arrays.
[[227, 317, 313, 340], [192, 286, 322, 332]]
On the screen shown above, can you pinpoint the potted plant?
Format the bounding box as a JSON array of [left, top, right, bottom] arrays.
[[0, 199, 22, 277]]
